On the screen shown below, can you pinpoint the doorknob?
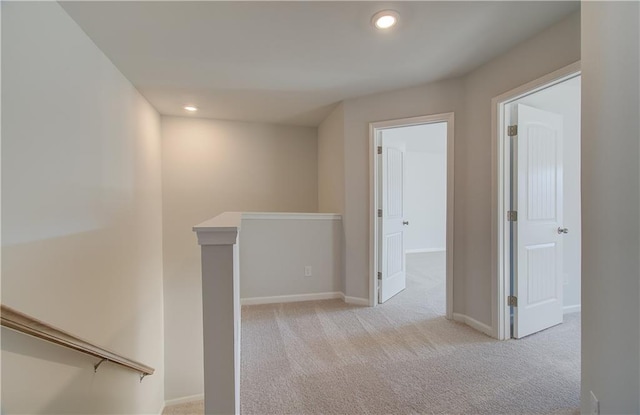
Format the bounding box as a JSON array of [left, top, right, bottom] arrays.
[[557, 227, 569, 234], [403, 221, 409, 225]]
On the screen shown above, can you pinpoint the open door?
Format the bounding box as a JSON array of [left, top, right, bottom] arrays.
[[379, 140, 407, 303], [512, 104, 565, 338]]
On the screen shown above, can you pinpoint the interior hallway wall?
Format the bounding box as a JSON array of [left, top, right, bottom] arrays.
[[581, 2, 639, 413], [318, 103, 346, 293], [318, 103, 345, 215], [161, 116, 318, 400], [516, 76, 581, 312], [1, 2, 165, 413], [240, 215, 342, 301]]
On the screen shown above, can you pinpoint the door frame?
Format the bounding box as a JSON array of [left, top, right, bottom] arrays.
[[491, 61, 581, 340], [369, 112, 454, 320]]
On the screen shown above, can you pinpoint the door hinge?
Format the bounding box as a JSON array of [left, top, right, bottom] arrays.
[[508, 296, 518, 307], [378, 209, 382, 218], [507, 211, 517, 222], [507, 125, 518, 137], [377, 146, 382, 155], [377, 272, 382, 279]]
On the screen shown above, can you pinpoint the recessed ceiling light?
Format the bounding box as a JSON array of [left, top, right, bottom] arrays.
[[372, 10, 399, 30], [184, 105, 198, 112]]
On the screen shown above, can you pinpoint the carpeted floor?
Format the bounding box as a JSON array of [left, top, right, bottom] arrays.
[[164, 252, 580, 415]]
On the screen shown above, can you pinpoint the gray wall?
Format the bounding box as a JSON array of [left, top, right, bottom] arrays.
[[317, 103, 347, 294], [161, 116, 319, 400], [1, 2, 165, 413], [240, 216, 342, 300], [581, 2, 640, 413], [318, 103, 345, 214]]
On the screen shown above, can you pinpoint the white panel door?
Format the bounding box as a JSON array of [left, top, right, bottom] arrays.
[[379, 141, 407, 303], [513, 103, 565, 338]]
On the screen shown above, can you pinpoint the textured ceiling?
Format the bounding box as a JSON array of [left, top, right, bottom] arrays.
[[61, 1, 579, 126]]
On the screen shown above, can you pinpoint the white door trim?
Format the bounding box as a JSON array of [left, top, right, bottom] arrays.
[[369, 112, 454, 320], [491, 61, 581, 340]]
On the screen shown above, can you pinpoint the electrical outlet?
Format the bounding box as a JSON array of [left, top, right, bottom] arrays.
[[590, 391, 599, 415], [304, 266, 312, 277]]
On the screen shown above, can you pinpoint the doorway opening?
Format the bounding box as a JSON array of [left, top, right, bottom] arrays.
[[492, 62, 581, 340], [369, 113, 454, 320]]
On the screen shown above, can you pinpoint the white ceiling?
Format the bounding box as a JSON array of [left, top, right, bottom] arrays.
[[61, 1, 579, 127]]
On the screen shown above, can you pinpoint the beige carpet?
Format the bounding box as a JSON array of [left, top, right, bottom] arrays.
[[165, 252, 580, 415]]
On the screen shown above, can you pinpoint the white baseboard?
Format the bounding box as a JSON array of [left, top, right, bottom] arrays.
[[163, 393, 204, 410], [405, 248, 446, 254], [563, 304, 581, 314], [452, 313, 493, 337], [343, 295, 369, 306], [241, 292, 343, 306], [241, 292, 370, 307]]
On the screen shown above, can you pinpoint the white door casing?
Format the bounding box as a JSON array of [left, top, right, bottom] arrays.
[[379, 140, 407, 303], [513, 103, 564, 338]]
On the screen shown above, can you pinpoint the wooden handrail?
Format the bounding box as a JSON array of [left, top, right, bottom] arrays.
[[0, 304, 154, 379]]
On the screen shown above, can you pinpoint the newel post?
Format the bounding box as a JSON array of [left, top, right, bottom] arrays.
[[193, 212, 242, 415]]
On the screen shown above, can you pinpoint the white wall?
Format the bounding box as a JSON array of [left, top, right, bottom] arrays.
[[516, 76, 581, 312], [581, 2, 640, 414], [1, 2, 164, 414], [161, 116, 318, 401], [382, 123, 447, 253], [240, 214, 342, 302]]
